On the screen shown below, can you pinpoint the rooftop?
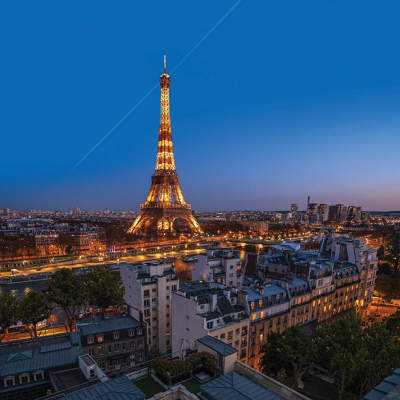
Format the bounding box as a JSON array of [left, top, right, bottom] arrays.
[[200, 371, 285, 400], [363, 368, 400, 400], [0, 333, 84, 378], [197, 336, 237, 357], [59, 375, 145, 400], [77, 313, 141, 336]]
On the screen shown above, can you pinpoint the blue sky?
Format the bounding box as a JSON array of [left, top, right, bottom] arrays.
[[2, 1, 400, 212]]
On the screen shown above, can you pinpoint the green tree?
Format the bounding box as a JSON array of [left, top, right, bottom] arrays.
[[45, 268, 86, 332], [259, 326, 315, 387], [314, 313, 363, 400], [386, 311, 400, 338], [385, 227, 400, 275], [355, 322, 400, 397], [85, 265, 125, 319], [18, 291, 51, 338], [0, 293, 19, 342]]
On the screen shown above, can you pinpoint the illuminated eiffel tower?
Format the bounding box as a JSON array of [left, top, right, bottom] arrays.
[[128, 56, 202, 236]]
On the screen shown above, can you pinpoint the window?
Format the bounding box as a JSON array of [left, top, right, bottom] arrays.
[[97, 335, 104, 343], [122, 342, 126, 351], [89, 348, 95, 356], [114, 343, 120, 352], [4, 377, 15, 387], [137, 339, 143, 348], [228, 331, 233, 340], [19, 375, 29, 384], [152, 288, 156, 293], [137, 328, 143, 336], [144, 309, 150, 317], [130, 341, 135, 349], [138, 352, 143, 362], [98, 346, 104, 355], [108, 345, 112, 353], [87, 336, 94, 344], [152, 298, 156, 302], [220, 333, 225, 339], [34, 372, 44, 381], [144, 300, 150, 307], [172, 285, 177, 291], [166, 304, 170, 309], [113, 332, 120, 340], [207, 321, 213, 329], [144, 290, 150, 297], [100, 359, 105, 369], [129, 329, 135, 337]]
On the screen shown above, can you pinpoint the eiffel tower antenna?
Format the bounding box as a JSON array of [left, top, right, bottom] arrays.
[[127, 58, 202, 236]]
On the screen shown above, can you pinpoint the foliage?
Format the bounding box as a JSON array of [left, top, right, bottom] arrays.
[[384, 227, 400, 275], [18, 290, 51, 338], [0, 293, 19, 342], [45, 268, 86, 331], [312, 313, 400, 399], [259, 326, 314, 386], [174, 257, 192, 283], [355, 322, 400, 397], [314, 313, 363, 399], [374, 274, 400, 299], [85, 265, 125, 319], [386, 312, 400, 338], [153, 352, 217, 384]]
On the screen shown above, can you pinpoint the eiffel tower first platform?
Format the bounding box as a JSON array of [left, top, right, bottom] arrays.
[[128, 57, 203, 236]]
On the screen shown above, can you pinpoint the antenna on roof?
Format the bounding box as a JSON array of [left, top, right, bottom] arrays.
[[164, 55, 167, 73]]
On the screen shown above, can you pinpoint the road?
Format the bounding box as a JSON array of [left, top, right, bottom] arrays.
[[3, 326, 68, 342], [0, 248, 207, 278]]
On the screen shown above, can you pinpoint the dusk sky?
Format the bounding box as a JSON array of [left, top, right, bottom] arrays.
[[2, 1, 400, 212]]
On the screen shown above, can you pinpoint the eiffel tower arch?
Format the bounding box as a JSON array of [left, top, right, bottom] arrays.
[[128, 57, 202, 236]]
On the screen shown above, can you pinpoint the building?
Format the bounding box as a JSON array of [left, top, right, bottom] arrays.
[[237, 282, 290, 369], [307, 203, 318, 215], [0, 332, 104, 400], [171, 281, 250, 363], [317, 204, 329, 222], [121, 261, 178, 354], [290, 203, 299, 219], [193, 248, 243, 288], [127, 57, 202, 236], [328, 204, 347, 223], [77, 313, 146, 373]]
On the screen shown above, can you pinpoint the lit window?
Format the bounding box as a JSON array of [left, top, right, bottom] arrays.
[[97, 335, 104, 343]]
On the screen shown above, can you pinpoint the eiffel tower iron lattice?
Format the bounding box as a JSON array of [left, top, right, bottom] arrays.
[[128, 57, 203, 236]]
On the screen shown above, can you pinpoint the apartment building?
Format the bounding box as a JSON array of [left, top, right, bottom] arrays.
[[171, 281, 250, 363], [121, 261, 178, 354], [192, 248, 243, 288], [77, 313, 145, 373]]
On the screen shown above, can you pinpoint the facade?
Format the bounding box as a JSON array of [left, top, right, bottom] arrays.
[[317, 203, 329, 222], [171, 281, 250, 363], [121, 261, 178, 354], [127, 57, 202, 236], [77, 313, 145, 373], [193, 248, 243, 288]]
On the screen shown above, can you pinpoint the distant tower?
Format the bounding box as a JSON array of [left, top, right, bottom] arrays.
[[128, 57, 202, 236], [307, 196, 310, 211]]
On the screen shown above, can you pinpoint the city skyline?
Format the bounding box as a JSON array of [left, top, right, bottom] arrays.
[[2, 1, 400, 211]]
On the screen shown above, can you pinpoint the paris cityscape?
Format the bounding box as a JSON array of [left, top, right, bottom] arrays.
[[1, 2, 400, 400]]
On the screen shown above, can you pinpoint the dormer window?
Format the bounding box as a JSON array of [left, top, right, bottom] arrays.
[[19, 374, 30, 384], [97, 334, 104, 343], [4, 377, 15, 387], [113, 332, 120, 340], [137, 328, 143, 336], [34, 371, 44, 381], [129, 329, 135, 337], [87, 336, 94, 344]]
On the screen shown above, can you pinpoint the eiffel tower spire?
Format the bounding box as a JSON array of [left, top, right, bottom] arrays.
[[128, 57, 202, 236]]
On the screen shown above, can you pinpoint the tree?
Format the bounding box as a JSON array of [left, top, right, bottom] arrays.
[[174, 257, 192, 282], [45, 268, 86, 332], [0, 293, 18, 342], [386, 311, 400, 338], [85, 265, 125, 319], [18, 291, 51, 338], [355, 322, 400, 397], [314, 313, 363, 400], [259, 326, 315, 387], [385, 227, 400, 275]]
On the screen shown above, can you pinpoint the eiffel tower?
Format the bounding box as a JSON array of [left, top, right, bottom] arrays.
[[128, 57, 203, 236]]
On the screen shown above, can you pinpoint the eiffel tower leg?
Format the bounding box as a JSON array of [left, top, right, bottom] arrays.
[[183, 214, 203, 235], [128, 213, 148, 234]]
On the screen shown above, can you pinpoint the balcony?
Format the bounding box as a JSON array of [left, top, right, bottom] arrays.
[[140, 202, 191, 210]]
